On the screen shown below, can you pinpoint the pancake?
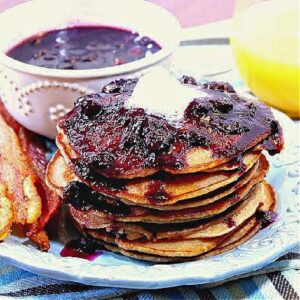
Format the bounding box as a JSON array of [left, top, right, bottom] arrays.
[[46, 76, 282, 261], [72, 181, 275, 243], [47, 151, 261, 206], [76, 181, 275, 261], [130, 155, 268, 210], [87, 229, 225, 258], [57, 79, 283, 180], [72, 214, 154, 241], [67, 166, 267, 224], [89, 217, 261, 262], [178, 181, 275, 239], [198, 148, 262, 173], [57, 130, 262, 175], [69, 189, 243, 224], [64, 155, 268, 228], [201, 217, 261, 258]]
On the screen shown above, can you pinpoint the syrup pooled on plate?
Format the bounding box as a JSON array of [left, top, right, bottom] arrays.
[[60, 238, 102, 261], [7, 26, 161, 70]]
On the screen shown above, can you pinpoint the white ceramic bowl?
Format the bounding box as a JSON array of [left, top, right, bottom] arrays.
[[0, 0, 181, 138]]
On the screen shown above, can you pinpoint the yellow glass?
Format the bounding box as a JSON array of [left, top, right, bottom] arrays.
[[231, 0, 299, 118]]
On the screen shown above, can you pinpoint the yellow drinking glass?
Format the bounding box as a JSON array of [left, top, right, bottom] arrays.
[[231, 0, 299, 118]]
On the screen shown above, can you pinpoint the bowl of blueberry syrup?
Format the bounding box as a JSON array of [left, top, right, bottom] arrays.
[[0, 0, 181, 138]]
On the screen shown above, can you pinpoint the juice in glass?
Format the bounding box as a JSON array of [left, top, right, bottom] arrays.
[[231, 0, 299, 118]]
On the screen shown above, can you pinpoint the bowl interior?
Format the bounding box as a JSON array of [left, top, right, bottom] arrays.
[[0, 0, 181, 78]]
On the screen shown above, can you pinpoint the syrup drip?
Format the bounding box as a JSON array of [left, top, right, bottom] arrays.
[[224, 217, 236, 228], [256, 210, 278, 228], [145, 180, 171, 202], [64, 181, 130, 217], [60, 238, 102, 261]]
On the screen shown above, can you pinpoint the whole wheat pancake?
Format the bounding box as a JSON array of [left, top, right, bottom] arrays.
[[47, 151, 261, 206], [201, 217, 261, 259], [57, 79, 283, 180], [69, 190, 242, 224], [65, 155, 268, 227], [87, 229, 225, 257], [129, 155, 268, 210], [178, 181, 275, 239], [87, 216, 261, 262], [67, 166, 266, 224], [71, 181, 275, 243], [196, 148, 262, 173], [69, 216, 155, 241], [57, 130, 262, 176], [77, 181, 276, 261], [82, 183, 276, 258]]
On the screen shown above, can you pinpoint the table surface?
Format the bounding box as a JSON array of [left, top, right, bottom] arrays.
[[0, 0, 235, 27]]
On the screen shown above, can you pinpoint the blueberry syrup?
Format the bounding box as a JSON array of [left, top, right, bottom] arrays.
[[59, 78, 283, 180], [256, 210, 278, 228], [64, 181, 130, 217], [224, 217, 236, 228], [60, 238, 102, 261], [144, 180, 171, 202], [7, 26, 161, 70], [230, 193, 241, 205], [225, 154, 247, 174]]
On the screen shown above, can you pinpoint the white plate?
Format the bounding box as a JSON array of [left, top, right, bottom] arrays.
[[0, 44, 299, 289]]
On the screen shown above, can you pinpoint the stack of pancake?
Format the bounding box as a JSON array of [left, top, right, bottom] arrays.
[[46, 77, 283, 262]]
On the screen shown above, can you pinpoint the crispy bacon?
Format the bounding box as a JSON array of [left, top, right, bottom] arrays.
[[19, 129, 61, 249], [28, 230, 51, 252], [0, 113, 41, 225], [0, 102, 61, 251], [0, 184, 13, 240]]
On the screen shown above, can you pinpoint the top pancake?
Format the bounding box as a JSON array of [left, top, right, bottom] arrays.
[[57, 79, 283, 179], [57, 130, 262, 175]]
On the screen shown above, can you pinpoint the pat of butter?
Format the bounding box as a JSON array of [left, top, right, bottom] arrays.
[[127, 68, 206, 123]]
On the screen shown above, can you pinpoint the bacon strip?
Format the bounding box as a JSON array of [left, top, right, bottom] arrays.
[[0, 102, 61, 251], [19, 129, 61, 251], [0, 184, 13, 240], [0, 114, 41, 225]]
